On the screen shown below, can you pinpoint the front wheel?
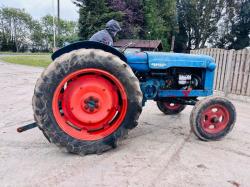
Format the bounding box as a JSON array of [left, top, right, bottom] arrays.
[[190, 96, 236, 141], [157, 101, 186, 115], [33, 49, 142, 155]]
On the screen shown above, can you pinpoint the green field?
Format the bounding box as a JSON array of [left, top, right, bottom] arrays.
[[0, 52, 51, 55], [0, 55, 52, 67]]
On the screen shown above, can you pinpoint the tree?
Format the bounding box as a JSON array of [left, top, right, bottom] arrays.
[[0, 7, 33, 52], [157, 0, 177, 50], [107, 0, 144, 39], [142, 0, 176, 50], [30, 20, 45, 51], [174, 0, 188, 52], [210, 0, 250, 50], [143, 0, 166, 39], [74, 0, 176, 51], [209, 0, 237, 48], [175, 0, 224, 51], [229, 0, 250, 49], [41, 15, 78, 50], [74, 0, 123, 40], [58, 19, 79, 46], [41, 15, 55, 50], [0, 7, 78, 52]]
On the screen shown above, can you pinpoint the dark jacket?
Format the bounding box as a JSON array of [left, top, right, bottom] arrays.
[[89, 20, 121, 46]]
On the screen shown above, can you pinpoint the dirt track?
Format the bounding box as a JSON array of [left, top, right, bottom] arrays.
[[0, 61, 250, 187]]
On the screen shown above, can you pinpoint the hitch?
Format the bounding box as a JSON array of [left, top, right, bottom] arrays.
[[17, 122, 38, 133]]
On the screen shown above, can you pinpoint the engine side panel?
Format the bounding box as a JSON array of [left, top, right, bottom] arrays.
[[146, 52, 215, 69], [125, 52, 149, 72]]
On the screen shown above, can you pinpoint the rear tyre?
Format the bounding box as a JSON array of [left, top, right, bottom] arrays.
[[190, 96, 236, 141], [32, 49, 142, 155], [157, 101, 186, 115]]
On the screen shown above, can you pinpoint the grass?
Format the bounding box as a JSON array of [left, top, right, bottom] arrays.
[[0, 51, 52, 55], [0, 55, 52, 67]]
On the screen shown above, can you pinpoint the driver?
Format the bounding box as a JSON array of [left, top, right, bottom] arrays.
[[89, 19, 121, 46]]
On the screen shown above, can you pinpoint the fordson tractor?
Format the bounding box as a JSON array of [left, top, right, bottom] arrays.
[[19, 41, 236, 155]]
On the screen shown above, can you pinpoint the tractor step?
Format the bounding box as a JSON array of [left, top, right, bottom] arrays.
[[17, 122, 38, 133]]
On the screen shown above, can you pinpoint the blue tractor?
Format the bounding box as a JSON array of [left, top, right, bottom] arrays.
[[29, 41, 236, 155]]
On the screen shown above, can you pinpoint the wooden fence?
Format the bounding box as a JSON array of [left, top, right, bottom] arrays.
[[191, 48, 250, 97]]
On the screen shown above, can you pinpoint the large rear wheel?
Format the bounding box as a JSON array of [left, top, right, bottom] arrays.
[[33, 49, 142, 155]]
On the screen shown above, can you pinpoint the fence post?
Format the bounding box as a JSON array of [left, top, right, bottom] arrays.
[[223, 49, 235, 97]]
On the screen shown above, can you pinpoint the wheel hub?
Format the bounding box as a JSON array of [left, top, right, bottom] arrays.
[[82, 96, 99, 113], [211, 116, 220, 123], [62, 75, 118, 128], [201, 104, 230, 134]]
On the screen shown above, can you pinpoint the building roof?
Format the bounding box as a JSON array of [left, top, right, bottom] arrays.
[[114, 39, 163, 51]]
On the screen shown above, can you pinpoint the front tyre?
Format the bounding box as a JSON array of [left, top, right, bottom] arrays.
[[32, 49, 142, 155], [190, 96, 236, 141]]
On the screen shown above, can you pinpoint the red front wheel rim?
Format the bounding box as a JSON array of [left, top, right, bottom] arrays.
[[200, 104, 230, 134], [52, 68, 128, 141]]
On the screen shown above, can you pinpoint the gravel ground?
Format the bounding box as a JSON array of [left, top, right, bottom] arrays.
[[0, 61, 250, 187]]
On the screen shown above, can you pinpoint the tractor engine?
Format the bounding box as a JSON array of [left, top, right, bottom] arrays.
[[139, 68, 203, 99], [161, 68, 202, 90]]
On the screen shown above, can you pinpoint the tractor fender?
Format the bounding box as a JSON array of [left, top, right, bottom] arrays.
[[51, 41, 127, 62]]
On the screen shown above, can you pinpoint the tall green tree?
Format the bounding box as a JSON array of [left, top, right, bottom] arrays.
[[143, 0, 166, 40], [211, 0, 250, 50], [0, 7, 33, 51], [41, 15, 55, 50], [175, 0, 224, 51], [143, 0, 176, 50], [229, 0, 250, 49], [107, 0, 144, 39], [0, 7, 78, 52], [30, 20, 45, 51], [74, 0, 123, 40], [41, 15, 78, 49], [210, 0, 238, 48]]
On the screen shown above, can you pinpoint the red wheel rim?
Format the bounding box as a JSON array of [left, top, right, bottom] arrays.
[[164, 102, 182, 110], [52, 68, 128, 141], [200, 104, 230, 134]]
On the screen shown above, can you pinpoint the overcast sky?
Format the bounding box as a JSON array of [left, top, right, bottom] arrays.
[[1, 0, 79, 21]]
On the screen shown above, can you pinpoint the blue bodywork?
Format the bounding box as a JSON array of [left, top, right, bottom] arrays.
[[125, 51, 216, 100], [126, 52, 215, 71], [52, 41, 216, 104]]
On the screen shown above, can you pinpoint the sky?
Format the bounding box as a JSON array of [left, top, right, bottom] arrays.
[[0, 0, 79, 21]]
